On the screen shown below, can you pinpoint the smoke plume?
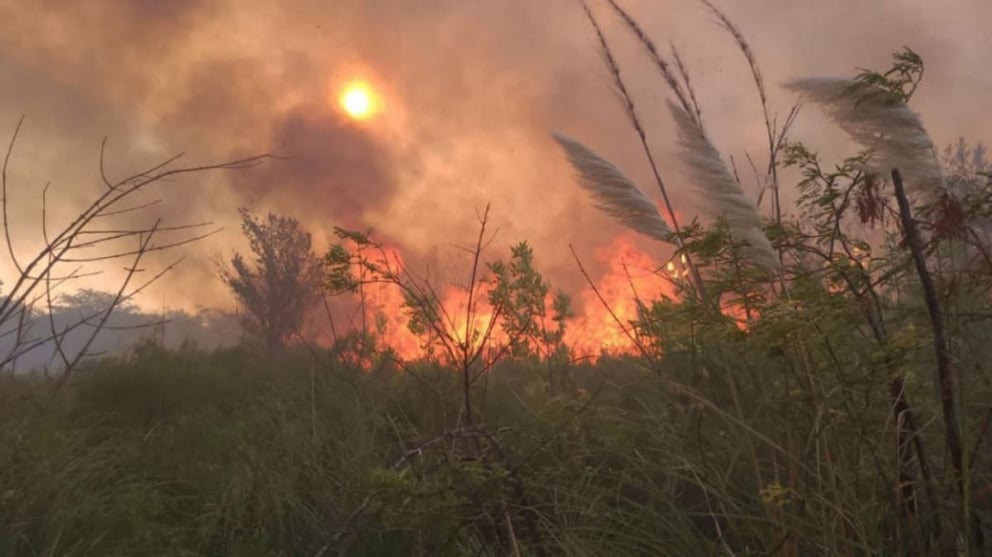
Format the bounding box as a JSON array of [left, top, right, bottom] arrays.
[[0, 0, 987, 311]]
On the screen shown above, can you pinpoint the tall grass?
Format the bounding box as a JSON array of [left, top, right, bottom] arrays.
[[552, 2, 991, 555], [7, 321, 986, 555]]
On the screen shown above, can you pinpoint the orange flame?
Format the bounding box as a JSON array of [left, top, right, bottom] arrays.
[[564, 234, 674, 359], [334, 234, 678, 364]]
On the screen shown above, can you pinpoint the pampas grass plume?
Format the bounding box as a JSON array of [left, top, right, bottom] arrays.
[[785, 77, 944, 201], [552, 132, 675, 245], [666, 101, 780, 271]]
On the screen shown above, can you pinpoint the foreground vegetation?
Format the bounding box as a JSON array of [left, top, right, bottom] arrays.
[[0, 299, 988, 557], [0, 343, 795, 556]]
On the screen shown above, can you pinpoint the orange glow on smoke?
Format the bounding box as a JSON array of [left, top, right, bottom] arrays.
[[338, 234, 677, 364]]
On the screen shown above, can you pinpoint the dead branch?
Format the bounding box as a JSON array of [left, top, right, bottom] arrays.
[[0, 119, 269, 376]]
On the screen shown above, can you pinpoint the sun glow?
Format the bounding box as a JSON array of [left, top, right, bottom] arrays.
[[339, 81, 379, 120]]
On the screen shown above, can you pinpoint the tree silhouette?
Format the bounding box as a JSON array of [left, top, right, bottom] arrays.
[[220, 209, 323, 353]]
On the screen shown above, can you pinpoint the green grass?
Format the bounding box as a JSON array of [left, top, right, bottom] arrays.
[[2, 334, 985, 556]]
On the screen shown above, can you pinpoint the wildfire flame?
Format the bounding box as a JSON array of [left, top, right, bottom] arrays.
[[334, 234, 677, 364], [564, 235, 673, 359]]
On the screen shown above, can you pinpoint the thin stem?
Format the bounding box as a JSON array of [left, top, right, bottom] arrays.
[[577, 0, 709, 305]]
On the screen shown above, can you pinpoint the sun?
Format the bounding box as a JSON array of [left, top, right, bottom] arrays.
[[339, 81, 379, 120]]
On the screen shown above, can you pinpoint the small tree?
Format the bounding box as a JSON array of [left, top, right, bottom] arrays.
[[219, 209, 323, 353]]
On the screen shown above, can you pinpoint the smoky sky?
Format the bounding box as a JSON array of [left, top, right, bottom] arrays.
[[230, 105, 396, 231], [0, 0, 989, 310]]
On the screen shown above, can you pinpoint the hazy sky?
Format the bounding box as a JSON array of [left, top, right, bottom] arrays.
[[0, 0, 989, 310]]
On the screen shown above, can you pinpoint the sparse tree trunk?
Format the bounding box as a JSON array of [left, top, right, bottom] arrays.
[[891, 168, 982, 552]]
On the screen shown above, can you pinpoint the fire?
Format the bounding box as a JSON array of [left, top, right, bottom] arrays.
[[666, 253, 690, 280], [564, 235, 674, 359], [338, 80, 379, 120], [347, 247, 421, 359], [335, 234, 678, 365], [363, 279, 421, 359]]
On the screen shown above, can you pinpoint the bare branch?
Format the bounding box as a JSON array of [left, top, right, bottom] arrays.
[[2, 116, 25, 275]]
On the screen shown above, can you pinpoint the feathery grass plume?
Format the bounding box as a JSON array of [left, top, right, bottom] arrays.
[[577, 0, 708, 301], [552, 131, 675, 245], [667, 101, 780, 271], [785, 77, 944, 202]]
